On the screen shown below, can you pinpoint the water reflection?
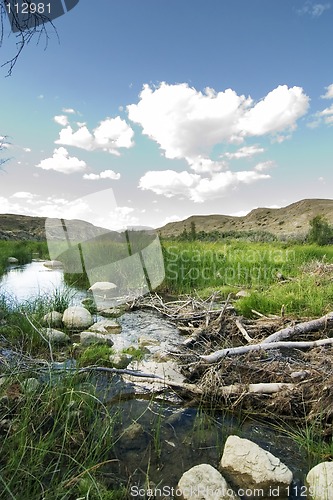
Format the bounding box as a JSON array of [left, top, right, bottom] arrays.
[[0, 261, 79, 303]]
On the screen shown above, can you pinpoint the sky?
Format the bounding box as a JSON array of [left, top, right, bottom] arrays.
[[0, 0, 333, 230]]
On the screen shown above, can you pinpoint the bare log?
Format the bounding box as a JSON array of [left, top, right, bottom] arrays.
[[262, 312, 333, 344], [200, 338, 333, 363]]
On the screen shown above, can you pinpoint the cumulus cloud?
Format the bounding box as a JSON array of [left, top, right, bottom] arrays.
[[55, 116, 134, 155], [128, 82, 309, 161], [83, 169, 121, 181], [62, 108, 76, 114], [11, 191, 38, 200], [36, 147, 87, 174], [139, 169, 270, 203], [129, 82, 307, 201]]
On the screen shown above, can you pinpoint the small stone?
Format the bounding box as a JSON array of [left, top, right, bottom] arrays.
[[138, 336, 160, 347], [235, 290, 250, 298], [99, 307, 124, 317], [45, 328, 71, 345], [306, 462, 333, 500], [88, 319, 121, 334], [80, 331, 114, 346], [7, 257, 19, 264], [21, 378, 40, 394], [43, 311, 63, 328], [110, 353, 132, 369], [178, 464, 239, 500]]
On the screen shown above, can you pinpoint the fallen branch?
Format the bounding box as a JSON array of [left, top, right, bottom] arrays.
[[235, 319, 254, 343], [200, 338, 333, 363], [262, 312, 333, 344]]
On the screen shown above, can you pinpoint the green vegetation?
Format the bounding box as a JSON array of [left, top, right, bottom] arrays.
[[307, 215, 333, 246], [160, 240, 333, 317], [77, 345, 114, 368], [0, 372, 125, 499], [0, 240, 49, 276]]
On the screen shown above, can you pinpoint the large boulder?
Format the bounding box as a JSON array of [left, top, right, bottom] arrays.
[[220, 436, 292, 499], [178, 464, 239, 500], [306, 462, 333, 500], [62, 306, 93, 331]]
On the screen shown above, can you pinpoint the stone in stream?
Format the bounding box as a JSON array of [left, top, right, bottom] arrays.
[[7, 257, 19, 264], [43, 311, 63, 328], [43, 260, 64, 269], [178, 464, 239, 500], [80, 331, 114, 346], [110, 353, 132, 369], [62, 306, 93, 331], [45, 328, 71, 345], [220, 435, 293, 499], [306, 462, 333, 500], [88, 319, 121, 334]]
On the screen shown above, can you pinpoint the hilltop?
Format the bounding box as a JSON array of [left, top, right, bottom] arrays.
[[158, 199, 333, 239]]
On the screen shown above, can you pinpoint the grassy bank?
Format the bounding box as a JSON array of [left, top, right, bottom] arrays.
[[160, 240, 333, 317], [0, 241, 49, 276]]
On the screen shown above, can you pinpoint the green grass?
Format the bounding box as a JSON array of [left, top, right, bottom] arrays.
[[0, 372, 126, 499], [0, 241, 49, 275], [160, 240, 333, 317]]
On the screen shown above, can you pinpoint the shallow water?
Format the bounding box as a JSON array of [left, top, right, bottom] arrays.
[[0, 260, 85, 303], [0, 262, 311, 498]]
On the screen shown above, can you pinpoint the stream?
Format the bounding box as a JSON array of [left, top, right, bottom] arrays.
[[0, 261, 311, 498]]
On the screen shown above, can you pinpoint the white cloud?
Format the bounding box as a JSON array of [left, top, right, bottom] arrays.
[[130, 82, 306, 201], [139, 169, 270, 203], [62, 108, 76, 114], [254, 160, 275, 172], [36, 147, 87, 174], [83, 169, 121, 181], [54, 115, 69, 126], [55, 116, 134, 155], [11, 191, 38, 200], [321, 83, 333, 99], [128, 82, 309, 161], [297, 2, 331, 17], [223, 145, 265, 160]]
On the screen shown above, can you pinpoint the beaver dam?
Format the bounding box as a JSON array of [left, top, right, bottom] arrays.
[[130, 291, 333, 432]]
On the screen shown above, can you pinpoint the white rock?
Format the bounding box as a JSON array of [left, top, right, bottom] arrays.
[[43, 260, 63, 269], [45, 328, 71, 345], [110, 353, 132, 369], [62, 306, 93, 330], [235, 290, 250, 298], [220, 436, 292, 499], [178, 464, 239, 500], [43, 311, 63, 328], [88, 281, 117, 292], [7, 257, 19, 264], [88, 319, 121, 334], [306, 462, 333, 500], [80, 331, 114, 346]]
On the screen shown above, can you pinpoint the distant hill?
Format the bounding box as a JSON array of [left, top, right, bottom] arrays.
[[158, 199, 333, 239], [0, 214, 115, 241]]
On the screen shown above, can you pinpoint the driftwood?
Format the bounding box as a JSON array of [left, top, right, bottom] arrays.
[[200, 338, 333, 363], [262, 312, 333, 343]]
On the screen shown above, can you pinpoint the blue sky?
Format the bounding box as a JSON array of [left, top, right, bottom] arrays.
[[0, 0, 333, 229]]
